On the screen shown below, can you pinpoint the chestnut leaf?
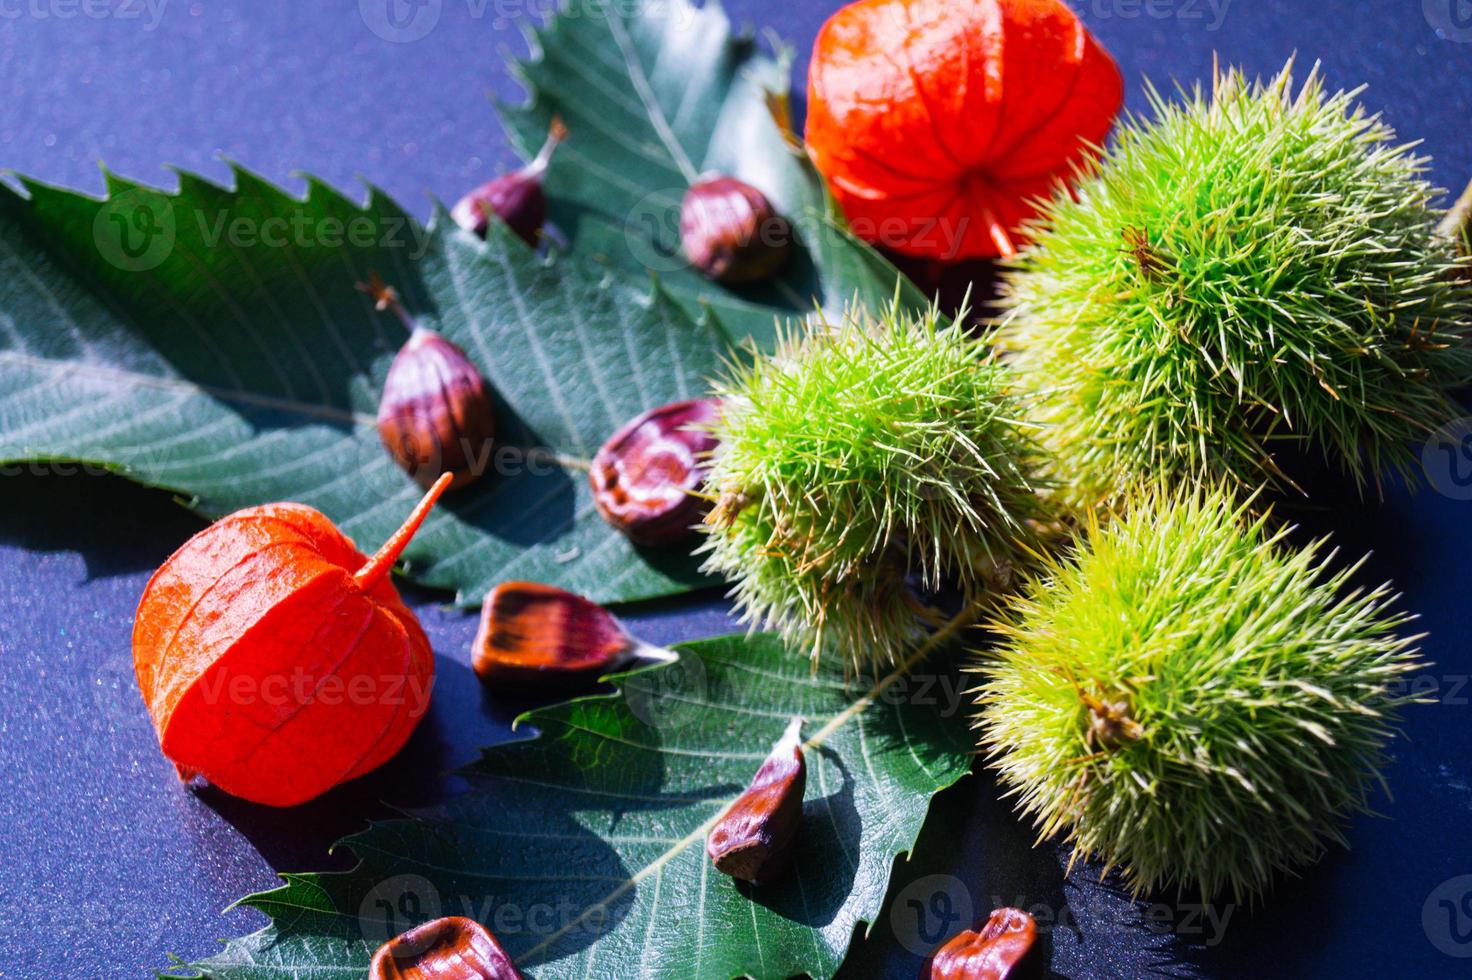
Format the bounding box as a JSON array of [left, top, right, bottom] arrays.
[[166, 633, 973, 980], [499, 0, 926, 350], [0, 168, 729, 606]]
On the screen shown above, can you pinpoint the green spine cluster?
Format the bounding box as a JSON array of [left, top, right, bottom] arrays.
[[974, 488, 1421, 900], [700, 300, 1045, 671], [995, 61, 1472, 511]]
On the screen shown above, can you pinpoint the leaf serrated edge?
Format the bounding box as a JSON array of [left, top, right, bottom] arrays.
[[175, 620, 976, 980], [3, 162, 734, 609]]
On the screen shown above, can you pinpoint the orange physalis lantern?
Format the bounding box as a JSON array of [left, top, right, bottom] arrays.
[[805, 0, 1124, 260], [131, 474, 451, 807]]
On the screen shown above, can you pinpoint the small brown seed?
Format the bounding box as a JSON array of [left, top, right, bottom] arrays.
[[590, 397, 721, 546], [680, 176, 793, 284], [368, 916, 523, 980], [377, 329, 497, 489], [364, 274, 496, 490], [472, 581, 647, 695], [452, 117, 567, 246], [925, 907, 1039, 980], [706, 717, 805, 883]]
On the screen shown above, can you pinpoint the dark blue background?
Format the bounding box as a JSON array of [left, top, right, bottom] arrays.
[[3, 2, 1472, 978]]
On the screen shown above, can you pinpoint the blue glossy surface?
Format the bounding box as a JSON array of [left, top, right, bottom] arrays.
[[2, 2, 1471, 978]]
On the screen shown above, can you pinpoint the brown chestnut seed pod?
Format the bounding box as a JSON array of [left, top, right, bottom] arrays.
[[925, 907, 1039, 980], [706, 716, 805, 883], [452, 116, 568, 246], [680, 175, 794, 284], [369, 916, 523, 980], [590, 397, 721, 546], [362, 274, 496, 490], [472, 581, 675, 696]]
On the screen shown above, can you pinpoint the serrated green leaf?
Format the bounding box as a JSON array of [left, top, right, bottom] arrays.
[[0, 169, 729, 606], [0, 0, 923, 606], [500, 0, 924, 349], [170, 633, 973, 980]]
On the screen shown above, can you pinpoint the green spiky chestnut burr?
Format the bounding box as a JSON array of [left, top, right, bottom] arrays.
[[995, 61, 1472, 512], [974, 487, 1423, 901], [700, 300, 1046, 671]]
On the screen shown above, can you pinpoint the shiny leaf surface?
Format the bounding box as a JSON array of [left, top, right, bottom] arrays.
[[171, 634, 973, 979]]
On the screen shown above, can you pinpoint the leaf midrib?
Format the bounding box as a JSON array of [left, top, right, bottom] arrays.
[[518, 609, 975, 967], [0, 349, 372, 428], [0, 351, 597, 474], [603, 9, 701, 185]]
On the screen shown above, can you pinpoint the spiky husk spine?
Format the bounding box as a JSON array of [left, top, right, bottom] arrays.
[[700, 300, 1046, 672], [974, 487, 1422, 901], [995, 60, 1472, 512]]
